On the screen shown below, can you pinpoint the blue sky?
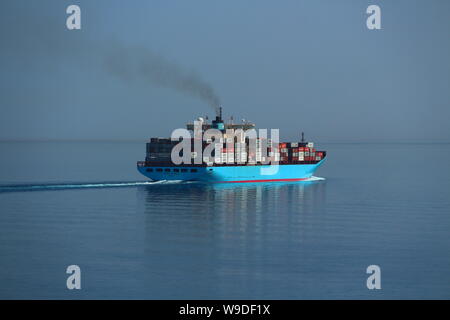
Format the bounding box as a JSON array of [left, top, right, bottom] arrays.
[[1, 0, 449, 142]]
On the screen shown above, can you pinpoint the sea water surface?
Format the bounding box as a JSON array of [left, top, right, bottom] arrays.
[[0, 141, 449, 299]]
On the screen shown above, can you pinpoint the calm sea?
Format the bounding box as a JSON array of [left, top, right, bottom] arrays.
[[0, 141, 449, 299]]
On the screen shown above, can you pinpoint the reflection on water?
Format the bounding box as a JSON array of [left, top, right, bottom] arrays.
[[139, 181, 327, 240], [136, 181, 327, 299], [141, 180, 326, 212]]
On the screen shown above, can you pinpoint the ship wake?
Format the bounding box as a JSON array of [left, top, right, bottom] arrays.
[[0, 180, 187, 193]]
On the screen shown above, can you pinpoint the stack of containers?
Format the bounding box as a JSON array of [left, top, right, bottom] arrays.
[[246, 138, 255, 164], [268, 140, 281, 163], [316, 151, 323, 161], [310, 148, 316, 161], [201, 139, 213, 166], [304, 146, 310, 161], [221, 143, 228, 164], [270, 141, 323, 162], [226, 138, 235, 164], [308, 142, 315, 162], [256, 138, 262, 162], [266, 139, 272, 162], [279, 143, 288, 163], [291, 147, 303, 162], [205, 136, 324, 165], [298, 146, 305, 161], [146, 138, 178, 162], [290, 143, 298, 162], [214, 141, 222, 164], [274, 149, 280, 162], [235, 142, 247, 164], [203, 155, 213, 166]]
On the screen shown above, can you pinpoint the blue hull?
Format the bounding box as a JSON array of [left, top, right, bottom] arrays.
[[137, 160, 326, 183]]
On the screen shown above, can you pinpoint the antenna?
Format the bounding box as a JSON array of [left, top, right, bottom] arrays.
[[301, 132, 305, 143]]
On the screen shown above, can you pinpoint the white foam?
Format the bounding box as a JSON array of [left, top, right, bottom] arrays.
[[305, 176, 326, 181], [0, 180, 175, 192]]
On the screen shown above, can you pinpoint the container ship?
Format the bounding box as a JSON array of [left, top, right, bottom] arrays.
[[137, 108, 326, 183]]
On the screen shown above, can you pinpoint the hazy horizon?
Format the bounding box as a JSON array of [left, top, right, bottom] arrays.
[[1, 0, 449, 142]]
